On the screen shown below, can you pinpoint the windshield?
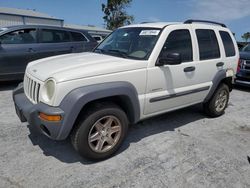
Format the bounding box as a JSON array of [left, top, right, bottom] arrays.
[[242, 44, 250, 52], [94, 27, 161, 60]]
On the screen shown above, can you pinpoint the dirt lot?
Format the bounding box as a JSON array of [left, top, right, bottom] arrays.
[[0, 82, 250, 188]]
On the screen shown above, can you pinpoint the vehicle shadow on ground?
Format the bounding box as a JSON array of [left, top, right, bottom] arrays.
[[0, 81, 21, 91], [27, 104, 206, 164]]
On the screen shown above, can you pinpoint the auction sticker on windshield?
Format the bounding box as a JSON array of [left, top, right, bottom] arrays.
[[139, 30, 160, 36]]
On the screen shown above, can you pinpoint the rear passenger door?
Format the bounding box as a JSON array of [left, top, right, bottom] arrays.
[[191, 25, 225, 89], [35, 28, 73, 59]]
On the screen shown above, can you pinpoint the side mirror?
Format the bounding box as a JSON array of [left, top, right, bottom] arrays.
[[156, 52, 182, 66]]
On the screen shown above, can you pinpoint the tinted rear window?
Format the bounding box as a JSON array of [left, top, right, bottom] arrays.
[[70, 32, 87, 42], [219, 31, 235, 57], [41, 29, 70, 43], [196, 29, 220, 60]]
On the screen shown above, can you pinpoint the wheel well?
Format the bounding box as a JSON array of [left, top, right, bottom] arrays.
[[221, 77, 233, 91], [74, 95, 136, 125]]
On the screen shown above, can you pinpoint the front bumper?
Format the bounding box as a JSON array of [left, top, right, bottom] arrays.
[[13, 83, 65, 140]]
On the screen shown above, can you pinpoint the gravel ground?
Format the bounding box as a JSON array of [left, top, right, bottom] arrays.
[[0, 82, 250, 188]]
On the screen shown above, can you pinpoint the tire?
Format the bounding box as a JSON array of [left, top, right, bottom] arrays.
[[71, 103, 128, 160], [203, 83, 229, 117]]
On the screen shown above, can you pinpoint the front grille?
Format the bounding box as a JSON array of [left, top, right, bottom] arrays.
[[245, 60, 250, 70], [241, 60, 250, 70], [24, 74, 41, 104]]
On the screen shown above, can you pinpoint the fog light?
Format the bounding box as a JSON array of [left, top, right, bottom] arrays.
[[39, 112, 61, 122]]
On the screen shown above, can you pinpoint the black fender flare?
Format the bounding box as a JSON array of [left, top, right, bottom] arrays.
[[204, 70, 227, 103], [57, 81, 140, 139]]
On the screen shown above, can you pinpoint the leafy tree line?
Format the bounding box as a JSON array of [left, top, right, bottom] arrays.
[[102, 0, 134, 30], [101, 0, 250, 43]]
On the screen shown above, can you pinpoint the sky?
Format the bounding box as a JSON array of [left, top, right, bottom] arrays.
[[0, 0, 249, 41]]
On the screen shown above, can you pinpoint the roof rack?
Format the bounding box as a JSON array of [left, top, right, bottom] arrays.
[[140, 21, 156, 24], [184, 19, 227, 28]]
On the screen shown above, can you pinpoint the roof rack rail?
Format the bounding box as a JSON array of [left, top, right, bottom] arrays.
[[184, 19, 227, 28], [140, 21, 156, 24]]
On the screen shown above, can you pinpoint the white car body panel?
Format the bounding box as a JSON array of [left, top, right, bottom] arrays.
[[24, 21, 239, 121], [27, 52, 146, 82]]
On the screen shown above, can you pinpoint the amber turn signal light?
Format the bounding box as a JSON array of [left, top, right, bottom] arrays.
[[39, 112, 61, 122]]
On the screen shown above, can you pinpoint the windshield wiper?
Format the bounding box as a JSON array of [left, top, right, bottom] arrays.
[[107, 49, 128, 58]]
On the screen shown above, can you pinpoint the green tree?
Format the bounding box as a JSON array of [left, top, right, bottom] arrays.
[[102, 0, 134, 30], [241, 32, 250, 42]]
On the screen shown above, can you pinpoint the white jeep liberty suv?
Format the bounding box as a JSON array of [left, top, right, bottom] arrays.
[[13, 20, 239, 160]]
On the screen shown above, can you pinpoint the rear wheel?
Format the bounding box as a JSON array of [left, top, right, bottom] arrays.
[[71, 103, 128, 160], [203, 83, 229, 117]]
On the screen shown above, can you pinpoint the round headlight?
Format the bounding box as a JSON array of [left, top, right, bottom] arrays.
[[42, 79, 56, 102]]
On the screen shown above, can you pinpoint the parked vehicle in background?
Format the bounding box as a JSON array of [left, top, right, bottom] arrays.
[[237, 42, 250, 51], [13, 20, 238, 160], [237, 42, 245, 50], [91, 34, 107, 43], [0, 25, 97, 81], [235, 43, 250, 86]]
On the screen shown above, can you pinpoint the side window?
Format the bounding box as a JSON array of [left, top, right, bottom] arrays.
[[0, 29, 36, 44], [70, 32, 87, 42], [41, 29, 70, 43], [219, 31, 236, 57], [160, 29, 193, 62], [196, 29, 220, 60]]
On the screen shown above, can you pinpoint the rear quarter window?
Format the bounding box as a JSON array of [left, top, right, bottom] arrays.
[[196, 29, 220, 60], [41, 29, 70, 43], [70, 32, 87, 42], [219, 31, 236, 57]]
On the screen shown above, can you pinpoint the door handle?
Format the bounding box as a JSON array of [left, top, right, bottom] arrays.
[[184, 66, 195, 72], [216, 62, 224, 67]]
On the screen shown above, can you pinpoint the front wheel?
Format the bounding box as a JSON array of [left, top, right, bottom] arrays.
[[71, 103, 128, 160], [203, 83, 229, 117]]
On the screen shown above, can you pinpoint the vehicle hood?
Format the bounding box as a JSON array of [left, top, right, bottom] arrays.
[[27, 52, 147, 82], [240, 51, 250, 60]]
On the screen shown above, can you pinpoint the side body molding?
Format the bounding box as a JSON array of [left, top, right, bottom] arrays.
[[57, 81, 140, 139]]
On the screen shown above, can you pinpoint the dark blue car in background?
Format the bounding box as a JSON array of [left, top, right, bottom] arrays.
[[236, 44, 250, 87], [0, 25, 97, 81]]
